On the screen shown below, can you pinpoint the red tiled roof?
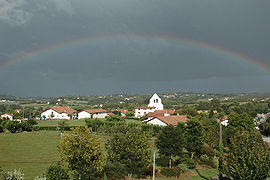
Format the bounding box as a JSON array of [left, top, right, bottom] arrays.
[[42, 106, 77, 114], [147, 115, 188, 126], [118, 109, 128, 114], [107, 112, 114, 116], [155, 110, 175, 114], [81, 109, 107, 114]]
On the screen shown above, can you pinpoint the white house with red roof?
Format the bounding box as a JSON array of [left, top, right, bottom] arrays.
[[135, 93, 164, 118], [78, 109, 108, 119], [41, 106, 77, 120], [1, 113, 14, 120]]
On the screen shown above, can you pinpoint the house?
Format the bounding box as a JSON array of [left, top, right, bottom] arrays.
[[40, 106, 77, 120], [78, 109, 108, 119], [135, 107, 156, 118], [1, 113, 14, 120], [144, 115, 188, 126], [135, 93, 164, 118]]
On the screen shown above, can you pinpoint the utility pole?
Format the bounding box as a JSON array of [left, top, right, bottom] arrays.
[[153, 151, 155, 180]]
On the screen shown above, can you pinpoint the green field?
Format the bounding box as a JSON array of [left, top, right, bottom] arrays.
[[0, 130, 219, 180], [0, 131, 61, 180], [37, 119, 86, 127]]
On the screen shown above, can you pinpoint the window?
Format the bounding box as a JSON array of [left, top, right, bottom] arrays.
[[156, 99, 158, 103]]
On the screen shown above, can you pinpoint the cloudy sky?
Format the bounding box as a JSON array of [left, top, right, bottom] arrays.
[[0, 0, 270, 96]]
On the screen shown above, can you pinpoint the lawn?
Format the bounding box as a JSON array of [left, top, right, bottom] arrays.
[[37, 119, 86, 127], [0, 130, 219, 180], [0, 131, 61, 180]]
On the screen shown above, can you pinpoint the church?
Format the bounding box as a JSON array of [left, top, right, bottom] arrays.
[[134, 93, 164, 118]]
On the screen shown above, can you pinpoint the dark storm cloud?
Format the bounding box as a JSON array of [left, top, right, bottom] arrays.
[[0, 0, 270, 96]]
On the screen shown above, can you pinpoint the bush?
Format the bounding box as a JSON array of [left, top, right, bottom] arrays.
[[202, 144, 216, 158], [21, 122, 32, 132], [179, 156, 196, 169], [141, 165, 158, 177], [106, 115, 125, 122], [199, 154, 217, 168], [161, 167, 181, 177], [27, 119, 38, 125], [0, 125, 4, 133], [44, 162, 69, 180], [2, 169, 24, 180], [5, 121, 21, 133]]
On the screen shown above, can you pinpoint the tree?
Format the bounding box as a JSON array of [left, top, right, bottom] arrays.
[[156, 124, 185, 167], [107, 130, 151, 177], [58, 126, 105, 179], [179, 106, 197, 117], [222, 130, 270, 179], [185, 119, 204, 158], [228, 112, 255, 131]]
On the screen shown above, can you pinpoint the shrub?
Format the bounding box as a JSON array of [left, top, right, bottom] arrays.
[[27, 119, 38, 125], [179, 156, 196, 169], [2, 169, 24, 180], [5, 121, 21, 133], [0, 125, 4, 133], [141, 165, 158, 177], [161, 167, 181, 177], [106, 115, 125, 122], [199, 154, 217, 168], [21, 122, 32, 132], [202, 144, 216, 158], [44, 162, 69, 180]]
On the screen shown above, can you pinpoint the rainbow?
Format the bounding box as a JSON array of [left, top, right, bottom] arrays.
[[0, 34, 269, 73]]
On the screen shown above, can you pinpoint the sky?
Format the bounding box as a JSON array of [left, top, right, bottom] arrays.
[[0, 0, 270, 97]]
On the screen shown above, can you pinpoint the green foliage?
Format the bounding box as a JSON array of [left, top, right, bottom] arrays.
[[179, 106, 197, 117], [178, 155, 196, 169], [228, 112, 255, 131], [111, 111, 121, 116], [107, 131, 151, 177], [156, 125, 185, 167], [185, 119, 204, 157], [44, 162, 69, 180], [58, 126, 105, 179], [57, 120, 68, 133], [2, 169, 24, 180], [161, 167, 182, 177], [106, 115, 125, 122], [198, 114, 219, 148], [5, 121, 21, 133], [259, 116, 270, 136], [222, 130, 270, 180], [0, 125, 4, 133]]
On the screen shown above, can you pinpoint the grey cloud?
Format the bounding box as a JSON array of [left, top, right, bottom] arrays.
[[0, 0, 31, 25]]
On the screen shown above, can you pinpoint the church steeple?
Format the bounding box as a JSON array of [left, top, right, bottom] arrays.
[[148, 93, 164, 110]]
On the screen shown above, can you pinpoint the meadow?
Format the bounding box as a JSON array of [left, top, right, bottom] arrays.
[[0, 120, 219, 180]]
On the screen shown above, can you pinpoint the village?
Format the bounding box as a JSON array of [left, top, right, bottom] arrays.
[[1, 92, 270, 179]]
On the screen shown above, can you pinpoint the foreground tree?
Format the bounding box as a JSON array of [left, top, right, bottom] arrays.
[[222, 130, 270, 180], [58, 126, 105, 179], [156, 124, 185, 167], [107, 130, 151, 177], [185, 119, 204, 158]]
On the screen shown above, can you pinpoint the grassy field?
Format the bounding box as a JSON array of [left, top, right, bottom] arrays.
[[37, 119, 86, 127], [0, 130, 219, 180], [0, 131, 61, 180]]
